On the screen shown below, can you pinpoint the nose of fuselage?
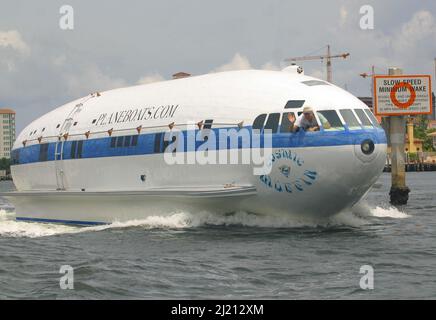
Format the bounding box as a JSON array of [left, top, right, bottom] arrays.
[[349, 127, 387, 196], [353, 130, 383, 163]]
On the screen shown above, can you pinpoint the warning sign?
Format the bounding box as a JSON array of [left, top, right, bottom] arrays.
[[373, 75, 432, 116]]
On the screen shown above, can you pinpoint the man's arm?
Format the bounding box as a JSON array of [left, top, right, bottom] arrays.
[[287, 113, 301, 132]]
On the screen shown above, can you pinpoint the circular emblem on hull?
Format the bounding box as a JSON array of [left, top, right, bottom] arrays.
[[259, 148, 317, 194]]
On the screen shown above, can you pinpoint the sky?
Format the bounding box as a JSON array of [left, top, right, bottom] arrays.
[[1, 0, 436, 131]]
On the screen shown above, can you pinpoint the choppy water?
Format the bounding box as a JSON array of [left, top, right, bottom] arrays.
[[0, 172, 435, 299]]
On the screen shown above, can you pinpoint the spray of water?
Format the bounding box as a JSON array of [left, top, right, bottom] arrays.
[[351, 200, 409, 219], [0, 210, 80, 238], [0, 200, 410, 238]]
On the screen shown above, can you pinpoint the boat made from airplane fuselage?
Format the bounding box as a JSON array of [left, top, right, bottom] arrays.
[[2, 67, 387, 225]]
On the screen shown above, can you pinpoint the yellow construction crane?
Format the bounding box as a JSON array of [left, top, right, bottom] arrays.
[[284, 45, 350, 83], [359, 65, 376, 79], [359, 65, 383, 96]]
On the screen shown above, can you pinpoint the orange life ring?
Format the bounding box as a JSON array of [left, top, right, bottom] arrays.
[[390, 82, 416, 109]]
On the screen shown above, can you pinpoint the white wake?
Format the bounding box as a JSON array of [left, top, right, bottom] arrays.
[[0, 201, 410, 238], [350, 201, 410, 219]]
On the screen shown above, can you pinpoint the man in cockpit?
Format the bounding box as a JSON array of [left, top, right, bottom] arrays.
[[288, 106, 320, 132]]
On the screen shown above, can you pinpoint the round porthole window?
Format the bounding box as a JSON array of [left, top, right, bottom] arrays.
[[361, 139, 375, 155]]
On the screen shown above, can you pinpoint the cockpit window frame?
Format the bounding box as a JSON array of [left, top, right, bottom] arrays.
[[316, 110, 345, 132], [364, 109, 382, 128], [339, 109, 362, 130], [264, 113, 281, 133], [252, 114, 267, 132], [354, 109, 373, 128]]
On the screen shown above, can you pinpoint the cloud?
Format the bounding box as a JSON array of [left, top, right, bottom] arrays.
[[261, 61, 281, 71], [137, 73, 165, 85], [63, 64, 127, 97], [401, 10, 435, 39], [211, 53, 282, 73], [138, 57, 280, 85], [0, 30, 30, 55], [371, 10, 436, 65], [0, 30, 30, 72], [211, 53, 252, 72], [324, 9, 436, 94], [393, 10, 436, 52]]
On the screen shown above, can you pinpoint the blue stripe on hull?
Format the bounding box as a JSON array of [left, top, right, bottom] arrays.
[[16, 216, 107, 226], [12, 126, 387, 165]]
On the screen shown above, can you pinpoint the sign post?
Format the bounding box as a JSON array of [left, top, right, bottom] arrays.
[[373, 69, 432, 205]]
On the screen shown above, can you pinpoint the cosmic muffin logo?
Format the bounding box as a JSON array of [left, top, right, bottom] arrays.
[[259, 149, 317, 193]]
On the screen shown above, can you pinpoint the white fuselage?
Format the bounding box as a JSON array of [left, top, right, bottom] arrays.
[[4, 69, 387, 225]]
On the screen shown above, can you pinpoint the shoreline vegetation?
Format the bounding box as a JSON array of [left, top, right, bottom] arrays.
[[0, 158, 11, 180]]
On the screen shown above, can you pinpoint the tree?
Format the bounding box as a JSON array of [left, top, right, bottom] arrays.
[[413, 115, 435, 152], [0, 158, 11, 173], [426, 128, 436, 151]]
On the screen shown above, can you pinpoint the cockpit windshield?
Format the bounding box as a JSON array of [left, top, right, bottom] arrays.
[[364, 109, 382, 128], [316, 110, 345, 131], [355, 109, 373, 128], [252, 108, 377, 134], [339, 109, 361, 130]]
